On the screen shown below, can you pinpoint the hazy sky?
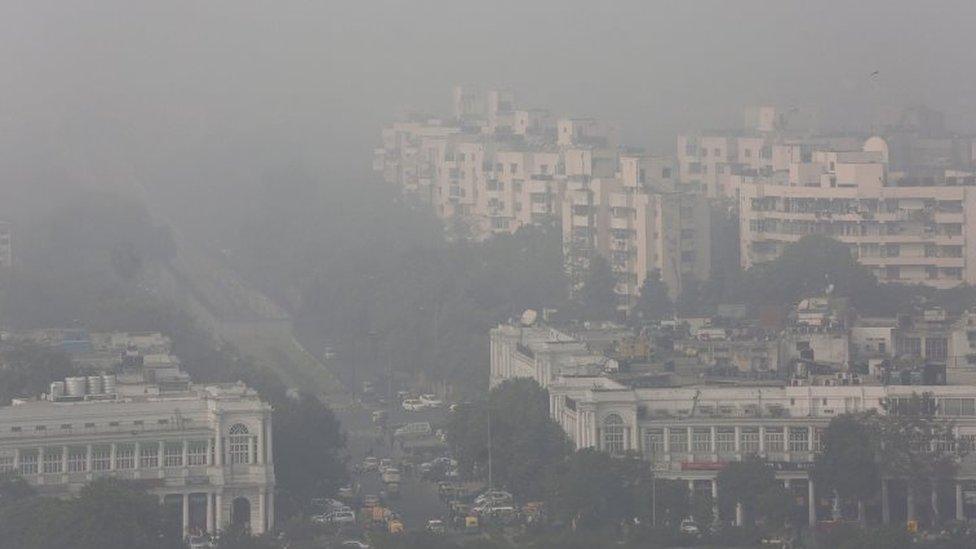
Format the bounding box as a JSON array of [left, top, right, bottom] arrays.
[[2, 0, 976, 217]]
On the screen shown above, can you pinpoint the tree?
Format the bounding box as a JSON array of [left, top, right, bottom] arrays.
[[0, 479, 181, 549], [0, 343, 77, 405], [447, 379, 571, 499], [814, 413, 882, 523], [544, 449, 647, 531], [273, 392, 347, 515], [632, 269, 672, 324], [717, 457, 789, 527], [578, 254, 618, 321]]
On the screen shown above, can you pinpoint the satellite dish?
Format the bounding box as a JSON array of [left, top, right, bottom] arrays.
[[520, 309, 538, 326]]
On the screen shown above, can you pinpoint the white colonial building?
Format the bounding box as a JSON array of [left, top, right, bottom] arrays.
[[0, 372, 275, 537], [548, 375, 976, 526]]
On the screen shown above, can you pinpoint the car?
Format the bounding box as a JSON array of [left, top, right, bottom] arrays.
[[420, 394, 444, 408], [328, 510, 357, 524], [474, 490, 513, 507], [679, 519, 700, 535], [187, 536, 216, 549], [402, 398, 425, 411], [361, 456, 379, 472], [339, 541, 371, 549], [394, 422, 432, 439], [386, 482, 400, 498], [338, 485, 356, 499], [381, 467, 401, 484], [426, 519, 447, 534], [362, 494, 380, 508], [371, 410, 387, 424], [378, 458, 393, 473]]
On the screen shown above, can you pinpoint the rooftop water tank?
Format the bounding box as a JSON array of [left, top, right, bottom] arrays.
[[65, 377, 87, 397], [87, 375, 103, 395], [49, 381, 65, 401], [101, 374, 117, 394]]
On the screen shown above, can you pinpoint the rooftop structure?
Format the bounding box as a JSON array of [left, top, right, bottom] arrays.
[[0, 348, 275, 538]]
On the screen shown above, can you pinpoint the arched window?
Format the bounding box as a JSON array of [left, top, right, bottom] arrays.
[[602, 414, 626, 455], [228, 424, 251, 464], [231, 496, 251, 528]]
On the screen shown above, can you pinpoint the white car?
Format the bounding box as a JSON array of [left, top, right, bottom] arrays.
[[474, 490, 513, 507], [420, 394, 443, 408], [187, 536, 215, 549], [402, 398, 425, 411], [327, 510, 357, 524], [679, 519, 700, 535]]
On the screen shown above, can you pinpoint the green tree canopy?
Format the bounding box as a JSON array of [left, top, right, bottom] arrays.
[[577, 254, 618, 321], [632, 269, 672, 324]]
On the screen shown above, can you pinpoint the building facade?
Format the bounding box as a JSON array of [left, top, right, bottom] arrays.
[[548, 377, 976, 525], [0, 378, 275, 537]]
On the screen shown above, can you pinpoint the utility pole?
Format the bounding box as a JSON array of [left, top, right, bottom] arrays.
[[487, 403, 493, 490]]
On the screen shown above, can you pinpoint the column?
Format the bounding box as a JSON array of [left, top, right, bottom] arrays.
[[215, 415, 224, 466], [86, 444, 93, 471], [134, 442, 141, 471], [158, 441, 164, 469], [931, 484, 940, 525], [882, 479, 890, 524], [709, 426, 717, 455], [663, 427, 670, 454], [256, 418, 265, 465], [182, 439, 189, 468], [956, 482, 965, 521], [247, 437, 255, 465], [206, 492, 215, 533], [61, 446, 68, 473], [258, 490, 267, 534], [735, 503, 744, 526], [214, 493, 223, 532], [808, 478, 816, 527], [588, 411, 598, 449], [206, 438, 213, 466], [688, 479, 695, 495], [265, 419, 274, 465], [110, 443, 117, 471], [12, 448, 19, 470], [758, 426, 766, 454], [687, 428, 693, 456], [733, 426, 741, 454], [181, 494, 190, 538], [267, 490, 275, 532], [907, 485, 916, 522], [711, 479, 719, 524]]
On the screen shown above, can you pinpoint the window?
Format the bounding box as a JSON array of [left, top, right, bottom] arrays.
[[67, 447, 87, 472], [19, 451, 38, 475], [509, 163, 518, 174], [740, 428, 760, 453], [60, 424, 72, 430], [669, 428, 688, 453], [228, 424, 252, 465], [940, 398, 976, 417], [92, 446, 111, 471], [602, 414, 626, 455], [0, 452, 13, 473], [163, 442, 183, 467], [187, 441, 208, 466], [925, 338, 948, 362], [42, 448, 62, 474], [898, 337, 922, 357], [115, 444, 135, 470], [715, 428, 735, 453], [692, 428, 712, 453], [764, 427, 784, 452], [788, 428, 809, 452], [643, 429, 665, 457], [140, 444, 159, 469], [744, 149, 752, 158]]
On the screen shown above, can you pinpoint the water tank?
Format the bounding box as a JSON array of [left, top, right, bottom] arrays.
[[65, 377, 87, 397], [49, 382, 65, 400], [101, 374, 117, 394], [87, 375, 103, 395]]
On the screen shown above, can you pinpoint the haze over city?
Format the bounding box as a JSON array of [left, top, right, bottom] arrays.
[[3, 2, 976, 548]]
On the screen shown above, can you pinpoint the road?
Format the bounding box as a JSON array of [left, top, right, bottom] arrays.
[[337, 402, 454, 530]]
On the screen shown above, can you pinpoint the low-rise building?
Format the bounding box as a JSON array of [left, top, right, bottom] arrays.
[[0, 361, 275, 537]]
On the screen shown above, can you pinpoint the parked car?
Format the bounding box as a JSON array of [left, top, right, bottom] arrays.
[[474, 490, 513, 507], [386, 482, 400, 498], [426, 519, 446, 534], [378, 458, 393, 473], [338, 485, 356, 499], [402, 398, 425, 411], [420, 394, 443, 408], [327, 510, 357, 525], [680, 519, 700, 535], [371, 410, 387, 425], [339, 541, 370, 549]]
